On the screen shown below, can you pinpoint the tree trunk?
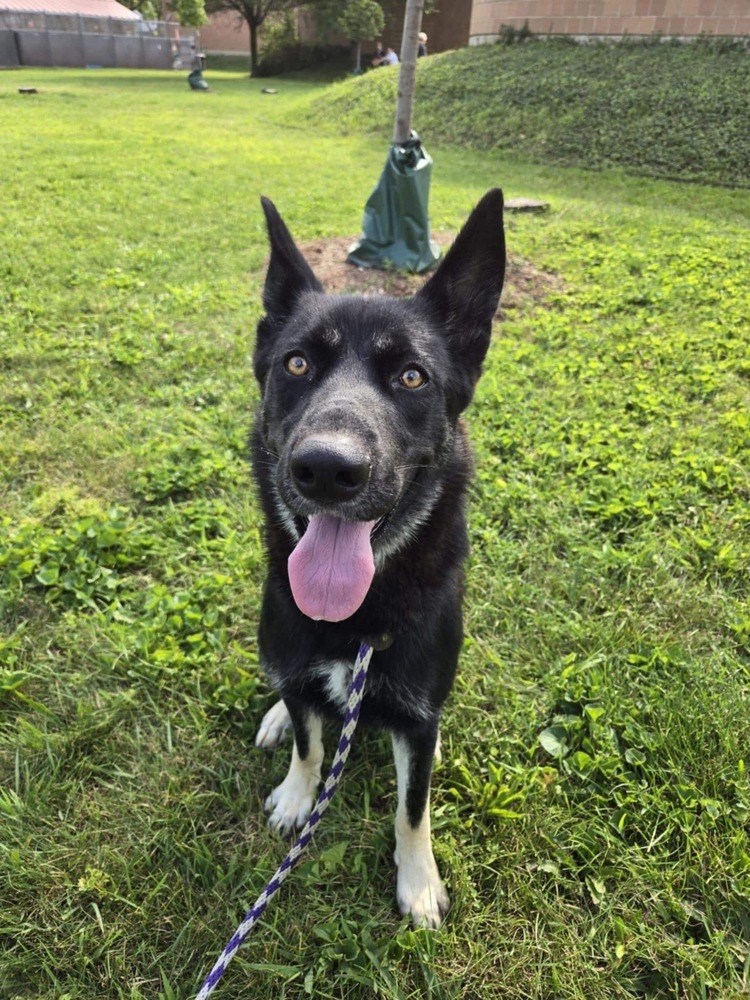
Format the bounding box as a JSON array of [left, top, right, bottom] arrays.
[[249, 19, 259, 76], [392, 0, 424, 144], [354, 39, 361, 72]]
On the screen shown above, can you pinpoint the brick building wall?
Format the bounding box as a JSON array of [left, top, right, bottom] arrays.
[[384, 0, 473, 54], [198, 11, 249, 56], [470, 1, 750, 44]]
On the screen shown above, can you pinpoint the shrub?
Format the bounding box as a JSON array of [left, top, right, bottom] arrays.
[[256, 40, 350, 77]]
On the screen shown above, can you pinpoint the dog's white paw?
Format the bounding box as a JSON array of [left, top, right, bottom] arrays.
[[255, 700, 292, 749], [264, 776, 316, 835], [395, 849, 449, 928]]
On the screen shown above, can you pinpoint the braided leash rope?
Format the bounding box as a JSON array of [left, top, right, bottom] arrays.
[[194, 641, 374, 1000]]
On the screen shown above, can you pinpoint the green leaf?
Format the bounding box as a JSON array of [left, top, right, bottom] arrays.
[[568, 750, 594, 774], [35, 564, 60, 585], [539, 725, 568, 757]]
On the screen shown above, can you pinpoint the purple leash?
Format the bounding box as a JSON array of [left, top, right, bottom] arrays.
[[194, 641, 374, 1000]]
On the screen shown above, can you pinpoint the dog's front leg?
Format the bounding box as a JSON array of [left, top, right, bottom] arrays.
[[392, 725, 449, 928], [255, 698, 292, 748], [264, 699, 323, 835]]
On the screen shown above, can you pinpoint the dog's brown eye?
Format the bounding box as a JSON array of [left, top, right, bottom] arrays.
[[285, 355, 309, 377], [399, 367, 426, 389]]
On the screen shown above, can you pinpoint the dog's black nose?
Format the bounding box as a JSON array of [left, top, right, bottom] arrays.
[[291, 437, 371, 503]]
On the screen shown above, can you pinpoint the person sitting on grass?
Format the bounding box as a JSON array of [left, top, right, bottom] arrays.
[[373, 46, 399, 67], [371, 40, 386, 66]]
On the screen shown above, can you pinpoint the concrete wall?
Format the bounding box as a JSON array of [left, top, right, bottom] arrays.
[[470, 1, 750, 44]]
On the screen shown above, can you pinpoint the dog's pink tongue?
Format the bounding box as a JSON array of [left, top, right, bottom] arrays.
[[288, 515, 376, 622]]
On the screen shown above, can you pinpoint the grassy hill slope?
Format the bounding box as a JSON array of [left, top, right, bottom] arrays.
[[303, 39, 750, 187]]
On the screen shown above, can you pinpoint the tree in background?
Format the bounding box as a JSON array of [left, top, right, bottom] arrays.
[[204, 0, 387, 79], [336, 0, 385, 74], [204, 0, 299, 76], [175, 0, 208, 27], [121, 0, 208, 27], [119, 0, 436, 75], [332, 0, 438, 73]]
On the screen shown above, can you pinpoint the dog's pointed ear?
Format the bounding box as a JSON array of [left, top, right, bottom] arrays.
[[415, 188, 505, 413], [260, 196, 323, 326], [255, 197, 323, 385]]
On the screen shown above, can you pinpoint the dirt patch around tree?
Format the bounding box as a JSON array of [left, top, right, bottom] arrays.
[[297, 234, 564, 319]]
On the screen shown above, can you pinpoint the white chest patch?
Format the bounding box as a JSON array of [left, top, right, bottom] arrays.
[[310, 659, 352, 712]]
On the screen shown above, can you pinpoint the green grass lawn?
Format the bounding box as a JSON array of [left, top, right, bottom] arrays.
[[1, 66, 750, 999]]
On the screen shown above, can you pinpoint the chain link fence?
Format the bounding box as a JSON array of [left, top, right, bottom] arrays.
[[0, 10, 197, 69]]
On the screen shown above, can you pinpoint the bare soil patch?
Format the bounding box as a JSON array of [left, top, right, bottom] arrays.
[[297, 234, 564, 318]]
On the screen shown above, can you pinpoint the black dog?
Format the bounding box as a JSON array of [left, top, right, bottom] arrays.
[[252, 190, 505, 927]]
